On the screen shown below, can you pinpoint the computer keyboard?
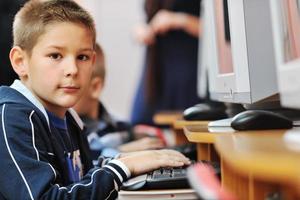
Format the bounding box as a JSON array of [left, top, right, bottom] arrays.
[[147, 166, 189, 189], [121, 161, 220, 191]]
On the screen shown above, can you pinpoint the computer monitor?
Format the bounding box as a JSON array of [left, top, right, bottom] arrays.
[[208, 0, 278, 104], [197, 0, 219, 99], [270, 0, 300, 109]]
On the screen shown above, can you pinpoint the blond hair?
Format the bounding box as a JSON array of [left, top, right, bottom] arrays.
[[13, 0, 96, 54]]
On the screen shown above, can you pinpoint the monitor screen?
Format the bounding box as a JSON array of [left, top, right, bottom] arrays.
[[215, 0, 234, 74], [271, 0, 300, 109], [280, 0, 300, 63]]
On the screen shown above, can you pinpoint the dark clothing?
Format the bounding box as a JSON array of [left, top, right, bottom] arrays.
[[0, 0, 25, 85], [131, 0, 203, 125], [47, 111, 85, 183], [82, 102, 132, 138], [0, 80, 130, 200], [81, 102, 133, 160]]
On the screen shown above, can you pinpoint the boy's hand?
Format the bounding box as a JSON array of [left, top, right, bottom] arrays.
[[118, 149, 191, 176], [118, 137, 165, 152]]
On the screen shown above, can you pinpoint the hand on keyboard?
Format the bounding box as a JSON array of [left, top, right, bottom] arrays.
[[121, 161, 220, 190], [121, 166, 189, 190], [118, 149, 191, 176]]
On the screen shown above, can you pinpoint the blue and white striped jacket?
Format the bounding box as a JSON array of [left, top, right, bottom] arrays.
[[0, 80, 130, 200]]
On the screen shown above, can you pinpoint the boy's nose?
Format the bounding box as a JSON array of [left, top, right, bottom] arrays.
[[64, 58, 78, 77]]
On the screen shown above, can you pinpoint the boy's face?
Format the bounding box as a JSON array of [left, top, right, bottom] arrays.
[[22, 22, 95, 118]]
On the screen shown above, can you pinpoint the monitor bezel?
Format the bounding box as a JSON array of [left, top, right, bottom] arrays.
[[270, 0, 300, 109], [209, 0, 251, 103], [209, 0, 278, 104]]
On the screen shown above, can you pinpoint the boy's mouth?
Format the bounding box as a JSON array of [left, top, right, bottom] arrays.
[[59, 86, 80, 93]]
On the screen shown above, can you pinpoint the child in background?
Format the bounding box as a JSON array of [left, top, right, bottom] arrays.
[[73, 43, 165, 160], [0, 1, 190, 199]]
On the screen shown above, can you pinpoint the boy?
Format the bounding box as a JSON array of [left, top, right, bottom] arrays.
[[0, 1, 190, 199], [73, 44, 165, 159]]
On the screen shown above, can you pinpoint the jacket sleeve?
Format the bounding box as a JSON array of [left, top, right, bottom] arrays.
[[0, 104, 130, 200]]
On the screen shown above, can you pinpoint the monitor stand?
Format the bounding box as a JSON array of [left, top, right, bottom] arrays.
[[208, 118, 233, 128], [207, 118, 235, 133], [208, 103, 245, 128]]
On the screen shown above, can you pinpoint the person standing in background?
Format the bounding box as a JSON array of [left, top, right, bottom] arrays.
[[0, 0, 25, 85], [131, 0, 203, 125]]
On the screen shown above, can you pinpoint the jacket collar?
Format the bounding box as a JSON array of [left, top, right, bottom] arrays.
[[9, 80, 84, 130], [10, 79, 50, 126]]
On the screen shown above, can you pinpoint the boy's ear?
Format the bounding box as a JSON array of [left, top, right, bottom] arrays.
[[9, 46, 29, 77], [90, 77, 104, 100]]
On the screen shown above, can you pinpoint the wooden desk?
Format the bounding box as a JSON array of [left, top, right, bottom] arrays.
[[153, 111, 186, 145], [183, 124, 232, 162], [173, 120, 209, 130], [153, 112, 208, 145], [171, 120, 209, 145], [153, 111, 182, 126], [214, 130, 300, 200]]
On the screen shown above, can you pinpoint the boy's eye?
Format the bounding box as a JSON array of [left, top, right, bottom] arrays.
[[77, 54, 89, 61], [49, 53, 62, 60]]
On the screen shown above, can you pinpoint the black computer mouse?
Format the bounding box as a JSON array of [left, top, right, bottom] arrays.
[[183, 103, 227, 121], [231, 110, 293, 131]]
